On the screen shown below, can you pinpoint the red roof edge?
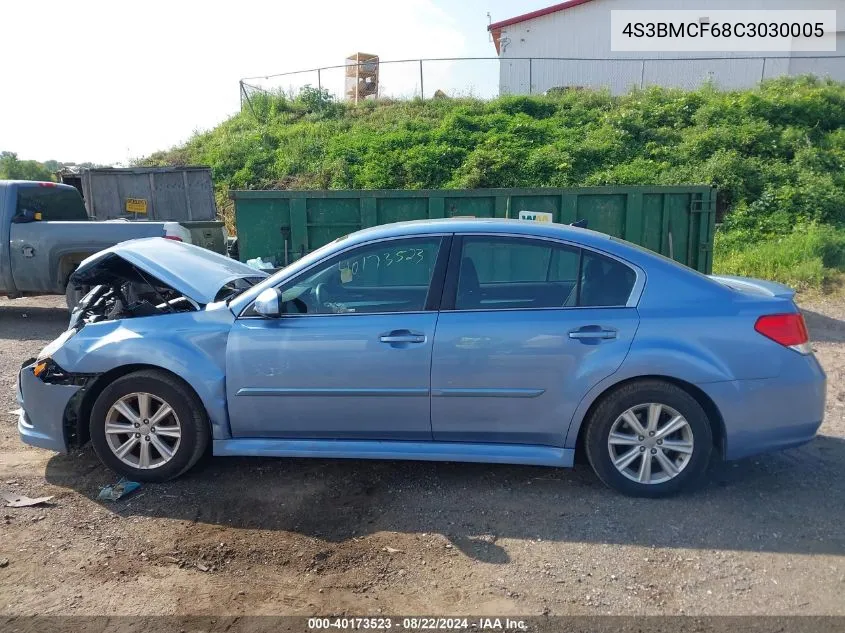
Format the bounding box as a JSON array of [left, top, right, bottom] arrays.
[[488, 0, 596, 31]]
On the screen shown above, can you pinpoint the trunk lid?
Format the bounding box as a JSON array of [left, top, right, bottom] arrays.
[[70, 237, 267, 304], [708, 275, 796, 300]]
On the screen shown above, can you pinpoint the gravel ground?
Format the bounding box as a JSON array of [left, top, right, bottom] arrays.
[[0, 294, 843, 616]]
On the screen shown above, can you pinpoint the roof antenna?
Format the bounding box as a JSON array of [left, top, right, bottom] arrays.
[[570, 218, 588, 228]]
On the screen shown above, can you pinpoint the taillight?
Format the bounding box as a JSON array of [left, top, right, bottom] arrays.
[[754, 313, 811, 354], [163, 235, 183, 241], [38, 182, 57, 187]]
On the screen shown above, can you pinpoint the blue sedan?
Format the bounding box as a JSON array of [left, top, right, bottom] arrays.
[[17, 220, 826, 497]]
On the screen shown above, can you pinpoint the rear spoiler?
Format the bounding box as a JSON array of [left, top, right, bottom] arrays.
[[708, 275, 796, 300]]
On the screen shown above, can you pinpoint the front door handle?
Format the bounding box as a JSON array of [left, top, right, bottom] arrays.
[[380, 330, 426, 344], [568, 327, 617, 340]]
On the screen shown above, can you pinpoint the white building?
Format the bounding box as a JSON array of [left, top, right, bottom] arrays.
[[488, 0, 845, 95]]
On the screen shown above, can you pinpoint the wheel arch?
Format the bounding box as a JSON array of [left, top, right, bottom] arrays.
[[570, 374, 726, 462], [66, 363, 213, 448]]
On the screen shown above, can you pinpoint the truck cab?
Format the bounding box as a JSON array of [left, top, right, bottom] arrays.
[[0, 180, 190, 302]]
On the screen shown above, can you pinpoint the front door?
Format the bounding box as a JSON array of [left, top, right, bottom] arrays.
[[226, 235, 449, 441], [431, 235, 640, 446]]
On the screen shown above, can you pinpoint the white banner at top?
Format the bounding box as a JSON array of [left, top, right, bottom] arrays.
[[611, 10, 837, 52]]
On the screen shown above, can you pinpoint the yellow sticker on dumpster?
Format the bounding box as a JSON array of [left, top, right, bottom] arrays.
[[518, 210, 553, 223], [125, 198, 148, 214]]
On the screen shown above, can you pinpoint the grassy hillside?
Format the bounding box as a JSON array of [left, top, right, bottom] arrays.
[[143, 77, 845, 290]]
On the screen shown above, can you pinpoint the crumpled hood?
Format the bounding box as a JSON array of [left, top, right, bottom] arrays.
[[71, 237, 267, 304]]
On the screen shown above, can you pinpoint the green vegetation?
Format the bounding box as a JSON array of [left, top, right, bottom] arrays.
[[0, 152, 103, 183], [143, 78, 845, 290], [0, 152, 56, 181]]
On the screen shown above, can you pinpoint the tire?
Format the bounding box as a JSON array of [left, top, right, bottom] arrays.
[[89, 370, 209, 482], [584, 380, 713, 498], [65, 283, 87, 312]]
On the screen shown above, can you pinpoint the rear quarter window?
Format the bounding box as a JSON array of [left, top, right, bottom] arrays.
[[16, 187, 88, 221]]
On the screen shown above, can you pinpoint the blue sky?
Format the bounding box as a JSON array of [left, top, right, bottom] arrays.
[[1, 0, 551, 165]]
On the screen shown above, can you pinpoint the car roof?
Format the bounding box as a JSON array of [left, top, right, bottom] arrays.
[[344, 218, 614, 249]]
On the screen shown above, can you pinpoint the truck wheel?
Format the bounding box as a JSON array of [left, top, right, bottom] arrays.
[[89, 370, 210, 482]]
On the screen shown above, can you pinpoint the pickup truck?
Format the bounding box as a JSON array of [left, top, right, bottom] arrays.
[[1, 180, 191, 308]]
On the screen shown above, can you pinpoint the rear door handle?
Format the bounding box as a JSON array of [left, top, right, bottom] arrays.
[[380, 330, 426, 344], [568, 327, 617, 340]]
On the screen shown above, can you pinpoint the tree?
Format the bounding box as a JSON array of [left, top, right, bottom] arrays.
[[0, 151, 55, 182]]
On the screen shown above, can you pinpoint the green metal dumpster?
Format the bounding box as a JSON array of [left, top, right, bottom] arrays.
[[230, 186, 717, 273]]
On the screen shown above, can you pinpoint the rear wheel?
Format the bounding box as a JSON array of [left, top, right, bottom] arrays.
[[89, 370, 209, 482], [584, 380, 713, 497]]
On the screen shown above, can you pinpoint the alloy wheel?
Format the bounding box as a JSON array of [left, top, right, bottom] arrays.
[[104, 392, 182, 469], [607, 402, 694, 485]]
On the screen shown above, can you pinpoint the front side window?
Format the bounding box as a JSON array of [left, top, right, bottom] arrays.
[[277, 237, 443, 315], [454, 237, 635, 310]]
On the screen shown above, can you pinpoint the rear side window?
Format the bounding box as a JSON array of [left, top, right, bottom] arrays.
[[454, 236, 636, 310], [580, 250, 637, 307], [16, 187, 88, 221]]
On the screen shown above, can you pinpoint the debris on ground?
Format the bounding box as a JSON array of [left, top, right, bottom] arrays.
[[0, 558, 8, 568], [1, 492, 54, 507], [97, 479, 141, 501], [384, 547, 403, 554]]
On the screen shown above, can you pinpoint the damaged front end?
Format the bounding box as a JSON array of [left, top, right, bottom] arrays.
[[68, 254, 201, 331], [19, 239, 266, 454]]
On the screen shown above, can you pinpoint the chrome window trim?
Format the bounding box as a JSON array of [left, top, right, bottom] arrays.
[[237, 230, 646, 319], [237, 233, 451, 319]]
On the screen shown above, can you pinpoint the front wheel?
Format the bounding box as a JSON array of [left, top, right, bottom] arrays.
[[65, 283, 87, 312], [584, 380, 713, 497], [89, 370, 209, 482]]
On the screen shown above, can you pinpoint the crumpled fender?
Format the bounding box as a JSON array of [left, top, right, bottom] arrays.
[[51, 307, 234, 439]]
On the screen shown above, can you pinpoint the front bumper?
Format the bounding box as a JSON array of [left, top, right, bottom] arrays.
[[700, 354, 826, 461], [17, 361, 80, 454]]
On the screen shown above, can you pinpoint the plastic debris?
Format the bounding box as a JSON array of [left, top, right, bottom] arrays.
[[384, 547, 403, 554], [245, 256, 275, 271], [97, 478, 141, 501], [6, 409, 22, 417], [2, 492, 53, 507]]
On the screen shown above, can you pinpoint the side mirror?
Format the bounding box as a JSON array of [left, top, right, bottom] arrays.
[[253, 288, 282, 318], [12, 208, 40, 224]]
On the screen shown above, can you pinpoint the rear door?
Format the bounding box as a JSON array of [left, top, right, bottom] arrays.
[[430, 235, 640, 446]]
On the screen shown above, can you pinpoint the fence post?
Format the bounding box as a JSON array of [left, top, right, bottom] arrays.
[[760, 57, 767, 83], [640, 60, 646, 89], [419, 59, 424, 99], [529, 58, 533, 94], [317, 68, 322, 91]]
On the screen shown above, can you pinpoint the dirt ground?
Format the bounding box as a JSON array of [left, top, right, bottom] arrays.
[[0, 294, 843, 617]]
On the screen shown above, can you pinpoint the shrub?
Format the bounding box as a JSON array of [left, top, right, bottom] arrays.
[[714, 225, 845, 290], [141, 76, 845, 289]]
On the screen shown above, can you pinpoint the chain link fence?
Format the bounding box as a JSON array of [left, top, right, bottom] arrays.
[[240, 55, 845, 112]]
